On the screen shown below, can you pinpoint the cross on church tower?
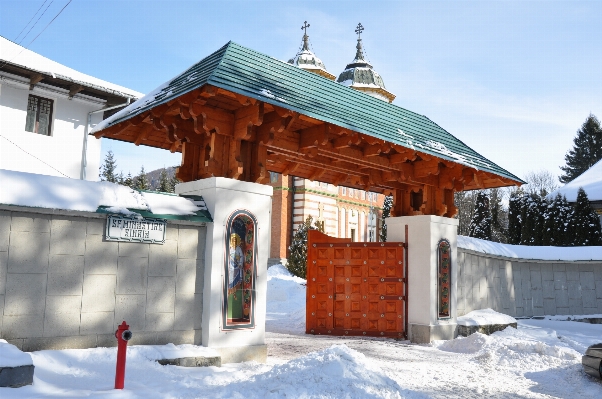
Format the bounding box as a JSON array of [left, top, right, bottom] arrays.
[[354, 23, 365, 61], [301, 21, 310, 35], [301, 21, 311, 51], [355, 23, 364, 39]]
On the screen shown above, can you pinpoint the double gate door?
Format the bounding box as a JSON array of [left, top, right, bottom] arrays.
[[306, 230, 407, 339]]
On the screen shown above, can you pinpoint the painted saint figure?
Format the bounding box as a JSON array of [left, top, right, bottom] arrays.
[[228, 233, 244, 295], [225, 212, 255, 325]]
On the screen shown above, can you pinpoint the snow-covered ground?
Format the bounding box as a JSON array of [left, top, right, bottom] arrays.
[[1, 264, 600, 398]]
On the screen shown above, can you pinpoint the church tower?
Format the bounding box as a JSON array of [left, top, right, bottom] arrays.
[[288, 21, 336, 80], [336, 23, 395, 103]]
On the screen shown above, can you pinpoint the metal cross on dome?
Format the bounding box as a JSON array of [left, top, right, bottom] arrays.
[[355, 23, 364, 39], [301, 21, 310, 35]]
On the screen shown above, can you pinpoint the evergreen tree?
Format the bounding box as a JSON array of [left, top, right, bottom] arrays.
[[555, 195, 575, 246], [520, 194, 545, 245], [572, 188, 602, 246], [507, 190, 523, 244], [134, 166, 150, 190], [454, 190, 476, 236], [559, 114, 602, 183], [157, 168, 171, 192], [122, 172, 134, 188], [169, 170, 180, 193], [99, 150, 118, 183], [542, 195, 559, 246], [468, 192, 492, 240], [489, 188, 508, 243], [380, 195, 393, 242], [286, 215, 324, 279]]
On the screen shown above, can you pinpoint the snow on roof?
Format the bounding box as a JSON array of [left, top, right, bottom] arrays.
[[548, 158, 602, 202], [0, 169, 203, 216], [458, 235, 602, 261], [0, 36, 143, 99]]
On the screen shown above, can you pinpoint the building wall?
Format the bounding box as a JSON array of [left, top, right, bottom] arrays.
[[0, 206, 206, 351], [0, 74, 104, 181], [268, 174, 293, 266], [268, 174, 386, 265], [457, 248, 602, 317]]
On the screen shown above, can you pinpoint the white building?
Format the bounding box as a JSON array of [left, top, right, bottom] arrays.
[[0, 36, 142, 181]]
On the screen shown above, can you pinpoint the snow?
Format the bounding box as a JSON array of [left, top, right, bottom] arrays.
[[265, 264, 307, 334], [258, 88, 288, 103], [2, 262, 601, 398], [424, 140, 491, 170], [0, 340, 32, 368], [458, 235, 602, 261], [457, 308, 517, 326], [0, 36, 142, 99], [549, 158, 602, 202], [0, 169, 205, 216]]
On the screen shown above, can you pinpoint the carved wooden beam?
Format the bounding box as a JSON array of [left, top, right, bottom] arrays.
[[234, 102, 264, 140], [134, 123, 154, 146], [299, 123, 329, 150], [333, 132, 362, 149], [68, 84, 84, 99], [29, 73, 43, 90]]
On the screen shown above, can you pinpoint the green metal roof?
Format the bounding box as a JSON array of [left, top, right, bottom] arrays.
[[95, 41, 523, 184]]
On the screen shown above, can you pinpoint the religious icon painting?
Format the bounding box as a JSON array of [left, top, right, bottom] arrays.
[[437, 239, 451, 319], [223, 210, 257, 329]]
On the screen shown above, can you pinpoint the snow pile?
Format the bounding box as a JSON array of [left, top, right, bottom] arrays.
[[457, 308, 517, 326], [0, 169, 204, 216], [458, 235, 602, 261], [549, 158, 602, 202], [125, 343, 219, 362], [0, 339, 32, 367], [223, 345, 407, 399], [266, 264, 307, 334]]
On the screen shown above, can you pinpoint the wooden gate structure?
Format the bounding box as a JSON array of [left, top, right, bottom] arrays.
[[306, 230, 408, 338]]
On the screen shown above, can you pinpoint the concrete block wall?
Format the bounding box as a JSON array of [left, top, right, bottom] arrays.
[[457, 248, 602, 317], [0, 207, 206, 351]]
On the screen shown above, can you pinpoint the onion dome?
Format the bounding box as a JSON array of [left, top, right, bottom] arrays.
[[336, 23, 395, 103], [288, 21, 336, 81]]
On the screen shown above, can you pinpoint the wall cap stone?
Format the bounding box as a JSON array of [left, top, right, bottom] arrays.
[[459, 248, 602, 264]]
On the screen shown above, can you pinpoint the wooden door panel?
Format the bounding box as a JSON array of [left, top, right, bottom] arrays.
[[307, 230, 406, 338]]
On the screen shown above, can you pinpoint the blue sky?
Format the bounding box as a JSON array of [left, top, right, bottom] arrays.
[[2, 0, 601, 182]]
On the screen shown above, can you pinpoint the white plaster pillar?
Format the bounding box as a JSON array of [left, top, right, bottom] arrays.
[[176, 177, 273, 359], [387, 215, 458, 343]]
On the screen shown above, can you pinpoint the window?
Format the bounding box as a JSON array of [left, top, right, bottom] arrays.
[[341, 187, 346, 195], [269, 172, 279, 184], [25, 95, 53, 136], [350, 228, 356, 242], [349, 188, 353, 197], [361, 191, 365, 200], [223, 210, 257, 329]]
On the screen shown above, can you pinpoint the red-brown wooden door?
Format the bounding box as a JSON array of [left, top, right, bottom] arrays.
[[306, 230, 407, 339]]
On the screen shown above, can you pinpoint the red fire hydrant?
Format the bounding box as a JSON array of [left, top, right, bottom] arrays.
[[114, 321, 132, 389]]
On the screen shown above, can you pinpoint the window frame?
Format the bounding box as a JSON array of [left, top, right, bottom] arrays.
[[25, 94, 54, 136]]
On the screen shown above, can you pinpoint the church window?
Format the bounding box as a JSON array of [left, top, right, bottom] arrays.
[[25, 95, 53, 136], [223, 210, 257, 329]]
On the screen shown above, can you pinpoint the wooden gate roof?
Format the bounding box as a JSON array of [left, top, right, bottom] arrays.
[[93, 41, 521, 183], [91, 41, 523, 217]]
